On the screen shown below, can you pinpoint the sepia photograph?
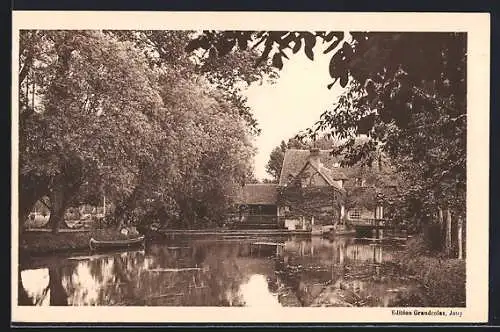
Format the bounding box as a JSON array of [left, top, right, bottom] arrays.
[[11, 11, 489, 323]]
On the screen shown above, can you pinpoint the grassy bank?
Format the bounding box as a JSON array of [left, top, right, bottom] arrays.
[[19, 228, 140, 257], [19, 228, 310, 257], [394, 235, 466, 307]]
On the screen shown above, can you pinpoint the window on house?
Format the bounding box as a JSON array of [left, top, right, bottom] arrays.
[[349, 208, 361, 220], [355, 177, 365, 187]]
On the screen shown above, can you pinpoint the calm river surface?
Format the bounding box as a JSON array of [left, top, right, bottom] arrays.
[[18, 235, 428, 307]]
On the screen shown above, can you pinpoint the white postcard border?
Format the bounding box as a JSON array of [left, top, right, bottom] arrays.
[[11, 11, 490, 323]]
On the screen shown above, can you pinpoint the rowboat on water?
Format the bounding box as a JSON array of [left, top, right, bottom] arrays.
[[89, 235, 146, 251]]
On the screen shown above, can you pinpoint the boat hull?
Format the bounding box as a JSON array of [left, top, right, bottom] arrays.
[[89, 235, 145, 251]]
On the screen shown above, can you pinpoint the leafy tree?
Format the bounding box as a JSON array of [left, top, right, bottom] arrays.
[[19, 31, 163, 232], [286, 137, 309, 149], [244, 171, 261, 184], [265, 140, 287, 182], [109, 30, 278, 136], [98, 31, 268, 227], [18, 30, 263, 233]]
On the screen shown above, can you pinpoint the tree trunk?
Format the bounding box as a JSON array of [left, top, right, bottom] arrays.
[[19, 174, 49, 231], [178, 198, 195, 229], [445, 209, 452, 256], [48, 182, 67, 234], [438, 207, 444, 251], [18, 270, 33, 306], [457, 216, 463, 259], [113, 185, 141, 228], [49, 266, 68, 305], [47, 172, 81, 234]]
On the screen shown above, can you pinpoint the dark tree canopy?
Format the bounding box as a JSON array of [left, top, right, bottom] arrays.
[[18, 30, 272, 232]]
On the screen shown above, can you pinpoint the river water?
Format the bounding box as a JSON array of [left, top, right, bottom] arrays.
[[18, 235, 428, 307]]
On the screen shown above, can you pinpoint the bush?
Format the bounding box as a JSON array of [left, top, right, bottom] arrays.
[[397, 235, 466, 307], [422, 222, 444, 253]]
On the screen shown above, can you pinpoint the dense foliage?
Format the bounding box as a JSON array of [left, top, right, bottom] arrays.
[[265, 140, 287, 183], [277, 185, 344, 224], [18, 30, 275, 232]]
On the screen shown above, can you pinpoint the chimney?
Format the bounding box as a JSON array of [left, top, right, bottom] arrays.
[[309, 148, 321, 168]]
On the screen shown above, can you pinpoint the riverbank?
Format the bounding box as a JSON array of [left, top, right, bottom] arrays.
[[18, 228, 311, 257], [393, 236, 466, 307], [19, 228, 141, 257], [157, 229, 311, 236]]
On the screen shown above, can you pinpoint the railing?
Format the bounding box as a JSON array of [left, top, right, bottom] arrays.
[[225, 214, 279, 223], [241, 215, 279, 224], [346, 218, 393, 227]]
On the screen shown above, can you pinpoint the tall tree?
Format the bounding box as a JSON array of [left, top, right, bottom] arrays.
[[265, 140, 287, 182], [100, 31, 269, 227], [19, 31, 163, 232], [18, 30, 271, 232]]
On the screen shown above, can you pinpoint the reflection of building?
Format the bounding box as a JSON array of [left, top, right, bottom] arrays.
[[346, 244, 384, 264], [279, 237, 387, 266], [272, 237, 420, 307]]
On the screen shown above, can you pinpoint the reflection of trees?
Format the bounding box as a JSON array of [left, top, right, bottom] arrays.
[[138, 241, 276, 306], [273, 237, 414, 306], [49, 243, 249, 306], [93, 252, 145, 305], [142, 242, 248, 306], [18, 266, 70, 306], [88, 258, 106, 284], [49, 266, 68, 305], [19, 238, 421, 307], [18, 266, 71, 306], [110, 254, 142, 305], [18, 269, 33, 306], [199, 243, 246, 306]]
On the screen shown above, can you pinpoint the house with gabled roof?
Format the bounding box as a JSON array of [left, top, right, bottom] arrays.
[[234, 147, 395, 231], [277, 148, 348, 230], [278, 148, 347, 187]]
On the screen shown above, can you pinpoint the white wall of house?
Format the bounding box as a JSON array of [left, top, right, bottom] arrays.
[[284, 217, 309, 230], [346, 207, 375, 221]]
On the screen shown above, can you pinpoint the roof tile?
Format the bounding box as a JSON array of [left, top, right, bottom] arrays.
[[235, 184, 278, 205], [279, 149, 347, 186]]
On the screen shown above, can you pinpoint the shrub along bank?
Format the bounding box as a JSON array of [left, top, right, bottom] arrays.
[[394, 235, 466, 307]]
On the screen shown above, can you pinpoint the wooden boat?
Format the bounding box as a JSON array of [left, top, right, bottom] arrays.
[[89, 235, 145, 251]]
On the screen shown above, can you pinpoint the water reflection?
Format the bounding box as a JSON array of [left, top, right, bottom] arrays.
[[239, 274, 281, 307], [18, 236, 426, 307]]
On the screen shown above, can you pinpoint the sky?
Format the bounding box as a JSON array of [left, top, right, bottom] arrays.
[[243, 46, 346, 181]]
